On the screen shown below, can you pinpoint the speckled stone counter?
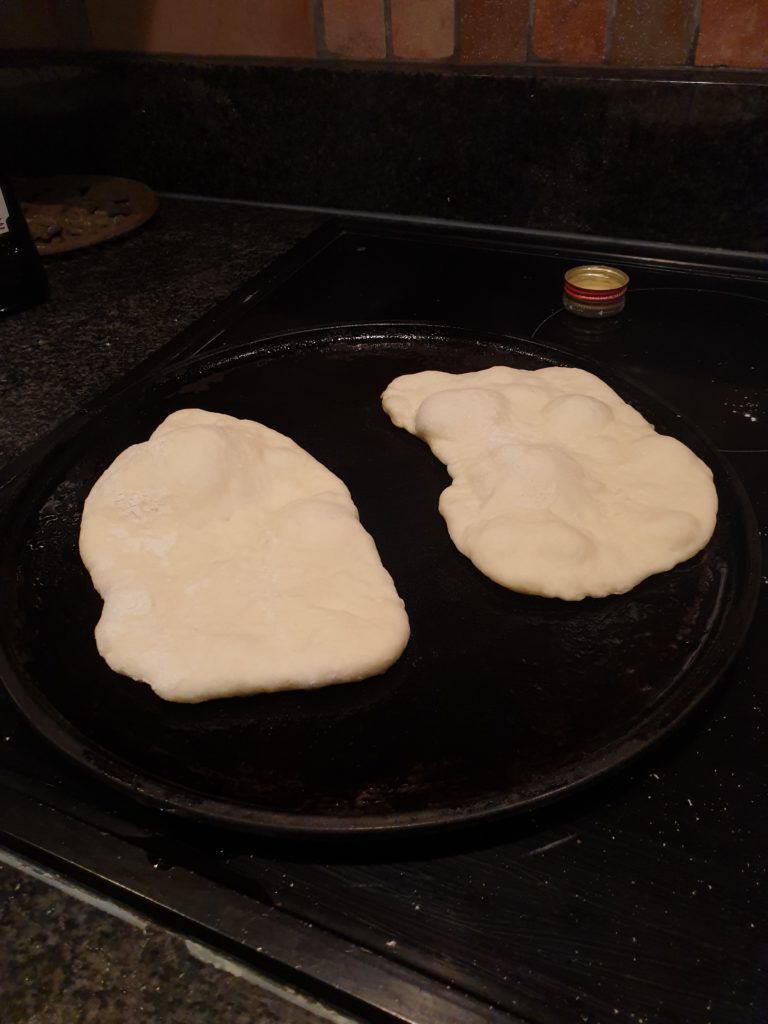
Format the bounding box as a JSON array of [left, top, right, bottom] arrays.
[[0, 196, 332, 1023], [0, 855, 352, 1024], [0, 196, 320, 465]]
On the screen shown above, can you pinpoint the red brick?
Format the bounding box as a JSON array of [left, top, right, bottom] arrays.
[[87, 0, 168, 50], [458, 0, 529, 63], [533, 0, 609, 64], [610, 0, 698, 65], [696, 0, 768, 67], [324, 0, 386, 59], [1, 0, 92, 48], [86, 0, 316, 58], [391, 0, 455, 60]]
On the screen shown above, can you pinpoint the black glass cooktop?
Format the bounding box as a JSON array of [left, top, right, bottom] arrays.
[[1, 220, 766, 1024]]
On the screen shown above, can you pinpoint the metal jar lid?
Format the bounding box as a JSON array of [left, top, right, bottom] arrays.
[[563, 265, 629, 319], [564, 265, 629, 303]]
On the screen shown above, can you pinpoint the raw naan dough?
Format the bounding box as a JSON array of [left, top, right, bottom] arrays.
[[382, 365, 717, 600], [80, 409, 410, 702]]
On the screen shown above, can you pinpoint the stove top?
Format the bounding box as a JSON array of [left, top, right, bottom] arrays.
[[1, 220, 766, 1024]]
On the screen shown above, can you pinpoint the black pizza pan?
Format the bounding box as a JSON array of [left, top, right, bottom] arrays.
[[0, 324, 760, 836]]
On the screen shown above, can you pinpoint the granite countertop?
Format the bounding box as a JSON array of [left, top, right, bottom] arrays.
[[0, 196, 320, 465], [0, 854, 353, 1024], [0, 196, 346, 1024]]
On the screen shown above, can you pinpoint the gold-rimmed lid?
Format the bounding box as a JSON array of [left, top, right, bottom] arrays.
[[564, 265, 629, 293]]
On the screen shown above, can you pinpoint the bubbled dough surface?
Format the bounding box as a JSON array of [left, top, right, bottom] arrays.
[[80, 409, 410, 702], [382, 365, 718, 600]]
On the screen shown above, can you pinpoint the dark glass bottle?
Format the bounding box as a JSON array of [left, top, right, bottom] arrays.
[[0, 176, 48, 315]]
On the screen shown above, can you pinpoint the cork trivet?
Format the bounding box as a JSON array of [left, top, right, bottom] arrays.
[[16, 175, 159, 256]]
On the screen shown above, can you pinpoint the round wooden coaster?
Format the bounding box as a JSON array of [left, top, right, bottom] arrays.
[[16, 175, 159, 256]]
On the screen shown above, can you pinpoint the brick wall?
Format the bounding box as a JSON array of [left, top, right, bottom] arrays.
[[3, 0, 767, 69]]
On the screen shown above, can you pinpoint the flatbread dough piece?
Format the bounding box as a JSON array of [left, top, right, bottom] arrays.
[[80, 409, 410, 702], [382, 365, 717, 600]]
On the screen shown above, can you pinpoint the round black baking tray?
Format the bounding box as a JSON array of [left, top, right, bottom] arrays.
[[0, 324, 760, 836]]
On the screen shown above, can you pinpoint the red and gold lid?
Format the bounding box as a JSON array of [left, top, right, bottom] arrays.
[[564, 265, 629, 303]]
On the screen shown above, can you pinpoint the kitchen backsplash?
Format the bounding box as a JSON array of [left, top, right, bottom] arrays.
[[6, 51, 768, 254], [2, 0, 767, 69]]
